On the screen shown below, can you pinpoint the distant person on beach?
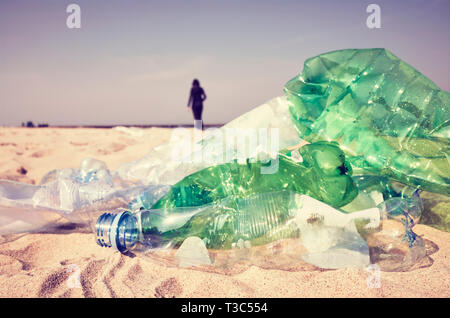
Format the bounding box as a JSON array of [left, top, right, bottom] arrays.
[[187, 79, 206, 128]]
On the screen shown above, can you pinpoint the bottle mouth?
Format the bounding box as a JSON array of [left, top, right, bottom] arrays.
[[95, 211, 138, 253]]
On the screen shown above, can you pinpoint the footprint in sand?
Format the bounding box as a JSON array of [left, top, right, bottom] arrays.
[[30, 149, 51, 158], [79, 259, 105, 298], [0, 142, 17, 147], [70, 141, 88, 147], [0, 243, 38, 270], [126, 263, 144, 282], [97, 142, 127, 155], [154, 277, 183, 298], [38, 269, 70, 297], [0, 254, 24, 275]]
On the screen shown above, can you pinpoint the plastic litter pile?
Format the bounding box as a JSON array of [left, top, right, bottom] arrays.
[[0, 48, 448, 272]]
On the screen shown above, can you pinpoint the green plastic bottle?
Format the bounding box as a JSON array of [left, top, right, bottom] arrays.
[[98, 141, 358, 252], [97, 190, 373, 252], [284, 48, 450, 195], [95, 189, 424, 272], [98, 192, 309, 252], [148, 141, 357, 211]]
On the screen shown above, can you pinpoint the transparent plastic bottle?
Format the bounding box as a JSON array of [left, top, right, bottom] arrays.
[[133, 141, 358, 212], [0, 158, 170, 235], [95, 190, 424, 270], [284, 48, 450, 195]]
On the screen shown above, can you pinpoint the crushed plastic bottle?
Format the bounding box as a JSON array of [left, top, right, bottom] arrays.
[[149, 141, 357, 210], [95, 190, 425, 270], [0, 158, 170, 235], [284, 48, 449, 195]]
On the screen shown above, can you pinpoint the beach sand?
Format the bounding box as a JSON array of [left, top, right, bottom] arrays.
[[0, 127, 448, 298]]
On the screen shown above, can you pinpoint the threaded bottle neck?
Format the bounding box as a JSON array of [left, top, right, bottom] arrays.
[[95, 211, 138, 253]]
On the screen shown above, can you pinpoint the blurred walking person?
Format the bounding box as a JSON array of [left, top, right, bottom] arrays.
[[187, 79, 207, 129]]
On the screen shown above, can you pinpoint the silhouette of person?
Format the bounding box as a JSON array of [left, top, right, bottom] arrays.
[[187, 79, 206, 128]]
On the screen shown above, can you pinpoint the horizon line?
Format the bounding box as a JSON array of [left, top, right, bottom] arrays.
[[2, 123, 226, 129]]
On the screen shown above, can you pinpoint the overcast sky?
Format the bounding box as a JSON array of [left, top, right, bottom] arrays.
[[1, 0, 449, 126]]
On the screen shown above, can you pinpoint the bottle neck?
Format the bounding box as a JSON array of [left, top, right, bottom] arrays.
[[95, 211, 139, 253]]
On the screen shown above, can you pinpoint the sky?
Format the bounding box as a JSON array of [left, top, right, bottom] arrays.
[[0, 0, 449, 126]]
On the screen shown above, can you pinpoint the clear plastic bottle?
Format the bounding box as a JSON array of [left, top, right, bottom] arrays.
[[95, 190, 424, 270], [0, 158, 170, 235]]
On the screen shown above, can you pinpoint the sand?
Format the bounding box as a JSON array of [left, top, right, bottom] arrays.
[[0, 127, 449, 298]]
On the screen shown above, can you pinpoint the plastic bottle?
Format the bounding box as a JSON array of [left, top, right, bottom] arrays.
[[95, 190, 424, 270], [0, 158, 170, 235], [284, 48, 450, 195], [148, 141, 358, 211]]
